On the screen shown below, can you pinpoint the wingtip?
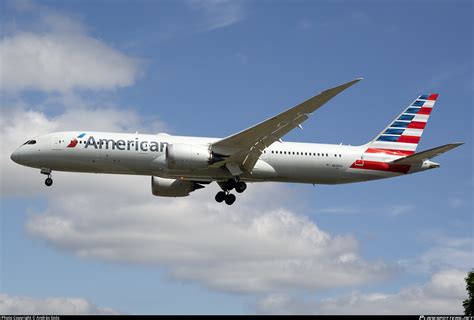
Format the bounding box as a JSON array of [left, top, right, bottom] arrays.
[[356, 77, 364, 81]]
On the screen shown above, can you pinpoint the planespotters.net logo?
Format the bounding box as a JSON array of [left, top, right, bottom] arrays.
[[67, 133, 86, 148], [420, 316, 474, 320]]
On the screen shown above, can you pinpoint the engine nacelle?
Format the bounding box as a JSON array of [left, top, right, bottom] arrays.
[[166, 143, 211, 170], [151, 176, 202, 197]]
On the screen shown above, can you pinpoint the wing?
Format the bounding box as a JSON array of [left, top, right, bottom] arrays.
[[210, 78, 362, 173], [389, 142, 464, 164]]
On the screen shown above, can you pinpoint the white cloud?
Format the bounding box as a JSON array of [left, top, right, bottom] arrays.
[[415, 246, 473, 273], [0, 32, 139, 92], [255, 269, 467, 314], [0, 293, 119, 315], [25, 178, 392, 294], [1, 107, 55, 196], [0, 10, 139, 93], [398, 236, 473, 274]]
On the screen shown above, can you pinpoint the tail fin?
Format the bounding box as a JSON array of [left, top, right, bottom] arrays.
[[366, 94, 438, 155]]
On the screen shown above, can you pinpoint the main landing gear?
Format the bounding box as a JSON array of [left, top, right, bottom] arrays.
[[215, 179, 247, 205], [215, 191, 235, 205], [41, 168, 53, 187]]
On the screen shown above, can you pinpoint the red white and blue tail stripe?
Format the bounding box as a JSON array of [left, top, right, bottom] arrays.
[[366, 94, 438, 155]]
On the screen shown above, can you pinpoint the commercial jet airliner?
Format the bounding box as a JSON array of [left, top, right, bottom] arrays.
[[11, 79, 463, 205]]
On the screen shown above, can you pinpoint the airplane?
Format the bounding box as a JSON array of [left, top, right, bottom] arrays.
[[10, 78, 463, 205]]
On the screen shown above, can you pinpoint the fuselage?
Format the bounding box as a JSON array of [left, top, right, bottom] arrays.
[[10, 131, 435, 185]]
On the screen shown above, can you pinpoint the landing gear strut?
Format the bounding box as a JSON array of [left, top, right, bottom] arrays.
[[215, 178, 246, 205], [41, 168, 53, 187]]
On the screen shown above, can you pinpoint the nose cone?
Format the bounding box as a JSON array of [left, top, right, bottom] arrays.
[[10, 149, 21, 164]]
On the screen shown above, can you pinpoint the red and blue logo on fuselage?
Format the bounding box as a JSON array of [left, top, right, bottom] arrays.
[[67, 133, 86, 148]]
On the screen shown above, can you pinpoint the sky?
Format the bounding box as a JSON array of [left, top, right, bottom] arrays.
[[0, 0, 472, 315]]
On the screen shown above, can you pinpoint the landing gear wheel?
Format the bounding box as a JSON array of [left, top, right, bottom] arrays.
[[235, 181, 247, 193], [215, 191, 226, 203], [45, 177, 53, 187], [224, 179, 237, 190], [225, 193, 236, 205], [41, 168, 53, 187]]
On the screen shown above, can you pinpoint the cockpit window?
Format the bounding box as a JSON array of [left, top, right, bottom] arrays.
[[22, 140, 36, 145]]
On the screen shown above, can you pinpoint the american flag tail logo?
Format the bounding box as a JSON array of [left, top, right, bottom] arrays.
[[365, 94, 438, 156]]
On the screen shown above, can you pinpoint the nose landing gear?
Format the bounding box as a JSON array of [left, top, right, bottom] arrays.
[[215, 179, 246, 205], [45, 177, 53, 186], [41, 168, 53, 187]]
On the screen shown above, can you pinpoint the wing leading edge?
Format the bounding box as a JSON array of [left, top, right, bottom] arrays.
[[210, 78, 363, 173]]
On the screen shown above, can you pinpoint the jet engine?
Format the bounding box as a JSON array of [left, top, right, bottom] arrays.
[[151, 176, 204, 197], [166, 143, 212, 170]]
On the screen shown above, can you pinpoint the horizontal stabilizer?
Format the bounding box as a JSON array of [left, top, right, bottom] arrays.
[[390, 142, 464, 164]]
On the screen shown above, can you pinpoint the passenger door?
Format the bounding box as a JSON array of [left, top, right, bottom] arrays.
[[52, 136, 64, 150]]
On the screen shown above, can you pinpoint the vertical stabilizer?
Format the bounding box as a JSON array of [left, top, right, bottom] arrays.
[[366, 94, 438, 155]]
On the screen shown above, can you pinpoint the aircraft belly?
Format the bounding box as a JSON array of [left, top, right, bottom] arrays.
[[267, 158, 343, 184], [39, 148, 154, 175]]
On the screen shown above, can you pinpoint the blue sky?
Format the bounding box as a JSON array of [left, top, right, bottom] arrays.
[[0, 0, 472, 315]]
